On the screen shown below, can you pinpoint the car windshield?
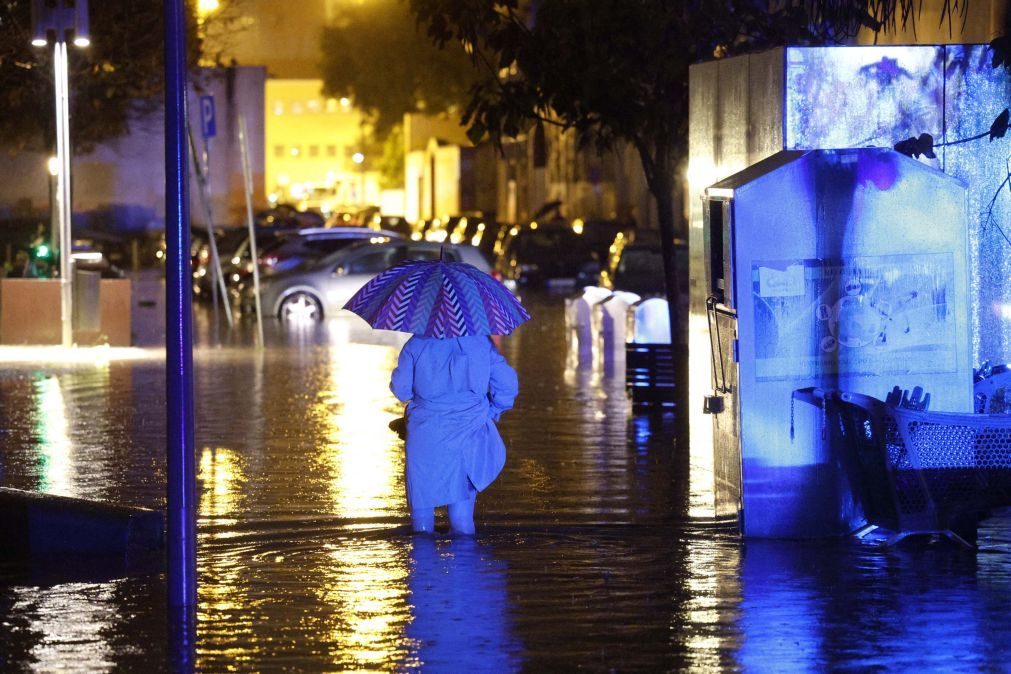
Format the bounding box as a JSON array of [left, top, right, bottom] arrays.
[[310, 240, 384, 270], [616, 247, 664, 278], [216, 229, 249, 257], [512, 228, 593, 259], [269, 233, 370, 260]]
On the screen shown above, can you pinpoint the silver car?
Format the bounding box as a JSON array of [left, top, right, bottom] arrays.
[[253, 239, 494, 321]]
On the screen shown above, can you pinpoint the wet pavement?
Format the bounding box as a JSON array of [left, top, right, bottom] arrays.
[[1, 271, 1011, 672]]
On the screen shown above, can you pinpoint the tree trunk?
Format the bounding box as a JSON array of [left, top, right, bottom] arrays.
[[637, 142, 683, 348]]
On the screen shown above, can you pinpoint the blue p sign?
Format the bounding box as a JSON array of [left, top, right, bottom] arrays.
[[200, 96, 216, 139]]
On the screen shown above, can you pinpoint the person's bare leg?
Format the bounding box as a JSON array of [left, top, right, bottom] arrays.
[[448, 495, 476, 535], [411, 507, 435, 533]]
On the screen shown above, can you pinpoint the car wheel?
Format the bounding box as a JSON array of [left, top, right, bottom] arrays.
[[278, 291, 323, 321]]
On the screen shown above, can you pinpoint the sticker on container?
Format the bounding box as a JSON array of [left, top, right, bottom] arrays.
[[758, 264, 805, 297]]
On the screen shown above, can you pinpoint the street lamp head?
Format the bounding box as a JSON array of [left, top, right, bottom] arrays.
[[31, 0, 89, 47], [352, 152, 365, 165]]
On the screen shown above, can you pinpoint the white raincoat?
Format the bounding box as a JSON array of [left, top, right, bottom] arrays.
[[390, 335, 518, 508]]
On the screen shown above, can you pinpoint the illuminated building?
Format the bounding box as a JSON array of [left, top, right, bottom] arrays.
[[201, 1, 382, 213]]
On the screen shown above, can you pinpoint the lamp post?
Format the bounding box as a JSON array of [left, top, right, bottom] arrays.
[[47, 156, 59, 271], [31, 0, 90, 347], [352, 151, 365, 207]]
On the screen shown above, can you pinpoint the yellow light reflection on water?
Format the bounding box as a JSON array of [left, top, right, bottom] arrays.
[[199, 446, 245, 522], [680, 541, 740, 668], [34, 375, 73, 496], [197, 446, 250, 622], [318, 540, 410, 667], [311, 340, 411, 666], [318, 342, 402, 522]]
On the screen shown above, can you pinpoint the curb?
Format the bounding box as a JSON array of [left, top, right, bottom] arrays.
[[0, 487, 164, 558]]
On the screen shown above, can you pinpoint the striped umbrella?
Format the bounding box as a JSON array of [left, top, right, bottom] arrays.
[[343, 259, 530, 337]]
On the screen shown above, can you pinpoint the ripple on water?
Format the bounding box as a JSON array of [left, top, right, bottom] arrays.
[[3, 292, 1011, 671]]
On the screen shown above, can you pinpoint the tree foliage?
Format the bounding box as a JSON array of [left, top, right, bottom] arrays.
[[0, 0, 205, 155], [319, 0, 480, 138], [408, 0, 957, 341], [411, 0, 963, 164]]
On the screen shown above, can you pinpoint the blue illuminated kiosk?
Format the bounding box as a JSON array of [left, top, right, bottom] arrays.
[[703, 148, 971, 538]]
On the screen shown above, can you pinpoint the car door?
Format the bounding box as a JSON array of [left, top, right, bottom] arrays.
[[322, 243, 406, 312]]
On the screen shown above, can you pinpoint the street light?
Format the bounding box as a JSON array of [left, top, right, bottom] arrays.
[[31, 0, 90, 347]]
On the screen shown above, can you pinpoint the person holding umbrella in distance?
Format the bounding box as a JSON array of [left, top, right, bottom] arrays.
[[343, 250, 530, 535]]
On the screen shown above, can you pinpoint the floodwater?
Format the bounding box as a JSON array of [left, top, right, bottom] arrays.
[[2, 273, 1011, 672]]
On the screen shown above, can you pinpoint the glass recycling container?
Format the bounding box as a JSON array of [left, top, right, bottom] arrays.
[[703, 148, 971, 538]]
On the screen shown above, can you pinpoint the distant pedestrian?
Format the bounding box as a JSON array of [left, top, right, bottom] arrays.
[[6, 250, 31, 278], [391, 335, 518, 535]]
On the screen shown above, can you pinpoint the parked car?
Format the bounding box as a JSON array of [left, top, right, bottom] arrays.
[[411, 213, 501, 258], [258, 226, 404, 277], [496, 218, 632, 288], [251, 239, 493, 322], [600, 229, 688, 299], [341, 210, 413, 238], [192, 227, 251, 299], [368, 214, 412, 237], [255, 203, 324, 230], [224, 229, 291, 292]]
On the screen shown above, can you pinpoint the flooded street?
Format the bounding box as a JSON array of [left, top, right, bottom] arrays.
[[2, 274, 1011, 672]]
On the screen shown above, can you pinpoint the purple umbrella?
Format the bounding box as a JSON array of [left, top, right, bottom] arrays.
[[343, 259, 530, 338]]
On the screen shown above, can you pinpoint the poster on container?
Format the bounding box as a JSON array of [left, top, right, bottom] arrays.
[[751, 253, 957, 380]]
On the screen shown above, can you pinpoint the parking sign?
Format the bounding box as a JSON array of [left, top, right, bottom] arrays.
[[200, 96, 216, 139]]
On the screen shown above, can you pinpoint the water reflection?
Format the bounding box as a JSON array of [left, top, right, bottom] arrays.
[[199, 446, 246, 524], [736, 538, 1011, 671], [6, 291, 1011, 670], [11, 583, 117, 673], [405, 537, 517, 672], [316, 539, 410, 669], [197, 445, 255, 666], [671, 535, 743, 671], [320, 343, 402, 525], [33, 375, 74, 496]]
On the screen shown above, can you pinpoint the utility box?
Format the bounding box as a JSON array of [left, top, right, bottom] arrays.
[[73, 268, 101, 332], [704, 148, 971, 538]]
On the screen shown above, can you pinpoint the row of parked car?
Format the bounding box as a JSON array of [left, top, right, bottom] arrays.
[[190, 203, 684, 322]]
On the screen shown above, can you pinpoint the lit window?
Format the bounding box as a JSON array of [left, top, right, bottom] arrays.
[[290, 146, 301, 157], [326, 145, 337, 157], [325, 98, 338, 113], [307, 99, 321, 113], [309, 145, 319, 157], [291, 102, 304, 115], [274, 145, 285, 158], [273, 101, 284, 116]]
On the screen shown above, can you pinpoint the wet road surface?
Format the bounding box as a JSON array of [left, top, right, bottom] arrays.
[[2, 273, 1011, 672]]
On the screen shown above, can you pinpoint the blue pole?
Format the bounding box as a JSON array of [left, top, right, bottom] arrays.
[[164, 0, 196, 614]]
